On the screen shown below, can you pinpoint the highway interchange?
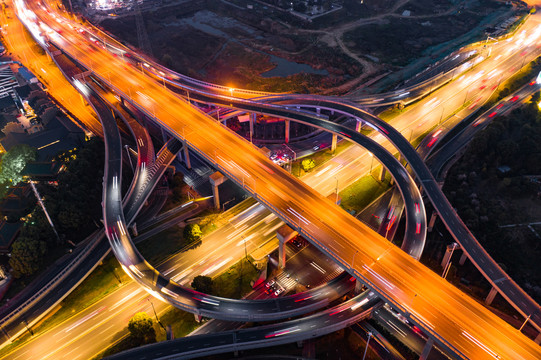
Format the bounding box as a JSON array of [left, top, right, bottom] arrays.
[[2, 0, 541, 358]]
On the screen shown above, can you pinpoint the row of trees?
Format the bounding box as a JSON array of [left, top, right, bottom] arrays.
[[443, 92, 541, 301], [8, 138, 104, 278]]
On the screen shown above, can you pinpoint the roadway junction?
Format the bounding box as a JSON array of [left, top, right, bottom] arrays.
[[4, 0, 541, 358]]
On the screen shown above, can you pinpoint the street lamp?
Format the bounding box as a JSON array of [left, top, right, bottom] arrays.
[[368, 152, 374, 173], [361, 331, 373, 360], [351, 250, 359, 270], [334, 176, 339, 204], [148, 298, 166, 332]]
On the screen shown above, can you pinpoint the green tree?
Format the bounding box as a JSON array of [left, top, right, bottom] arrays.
[[183, 223, 202, 243], [301, 158, 315, 172], [161, 53, 173, 68], [191, 275, 213, 294], [0, 144, 37, 185], [8, 236, 47, 278], [128, 312, 156, 345]]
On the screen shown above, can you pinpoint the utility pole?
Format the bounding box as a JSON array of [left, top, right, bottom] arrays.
[[134, 1, 153, 56]]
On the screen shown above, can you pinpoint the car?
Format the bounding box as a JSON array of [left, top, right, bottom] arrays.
[[266, 279, 275, 288], [286, 273, 291, 279], [270, 153, 277, 160], [274, 287, 284, 296]]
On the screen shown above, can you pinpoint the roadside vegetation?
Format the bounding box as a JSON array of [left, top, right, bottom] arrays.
[[442, 91, 541, 303]]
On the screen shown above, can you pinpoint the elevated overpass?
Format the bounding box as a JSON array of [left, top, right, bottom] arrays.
[[12, 0, 541, 358]]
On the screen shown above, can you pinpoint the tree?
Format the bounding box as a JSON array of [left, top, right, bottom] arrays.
[[8, 236, 47, 278], [191, 275, 213, 294], [128, 312, 156, 345], [301, 158, 315, 172], [183, 223, 202, 243], [0, 144, 37, 185]]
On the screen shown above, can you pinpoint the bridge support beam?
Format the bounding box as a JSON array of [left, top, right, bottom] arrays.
[[129, 223, 138, 237], [327, 192, 341, 205], [440, 243, 459, 268], [419, 338, 434, 360], [354, 279, 364, 294], [428, 211, 438, 232], [331, 133, 337, 153], [249, 113, 256, 142], [355, 119, 363, 132], [183, 144, 191, 169], [285, 119, 290, 143], [459, 252, 468, 266], [379, 166, 386, 182], [209, 172, 226, 210], [276, 224, 298, 269], [485, 286, 499, 305]]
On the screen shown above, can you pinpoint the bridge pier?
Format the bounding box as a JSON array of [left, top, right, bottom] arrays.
[[331, 133, 337, 153], [316, 107, 320, 115], [354, 279, 364, 294], [459, 252, 468, 266], [355, 119, 363, 132], [419, 338, 434, 360], [209, 172, 226, 209], [276, 224, 298, 269], [194, 314, 202, 323], [249, 113, 256, 142], [440, 243, 459, 268], [379, 166, 386, 182], [129, 223, 138, 237], [428, 211, 438, 232], [183, 144, 191, 169], [327, 192, 341, 205], [285, 119, 290, 143], [161, 127, 168, 144], [535, 332, 541, 344], [485, 286, 499, 305]]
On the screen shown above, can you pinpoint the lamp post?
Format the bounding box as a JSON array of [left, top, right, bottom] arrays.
[[334, 176, 339, 204], [351, 250, 359, 270], [362, 332, 373, 360], [148, 298, 166, 332]]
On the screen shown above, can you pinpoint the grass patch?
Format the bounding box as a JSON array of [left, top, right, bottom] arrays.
[[339, 167, 392, 215], [0, 254, 132, 356], [212, 258, 259, 299], [137, 226, 188, 265], [291, 140, 352, 177]]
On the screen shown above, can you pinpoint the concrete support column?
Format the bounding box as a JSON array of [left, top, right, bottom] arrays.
[[316, 107, 320, 115], [428, 211, 438, 232], [459, 252, 468, 266], [354, 279, 364, 294], [129, 223, 138, 237], [535, 332, 541, 344], [331, 133, 337, 153], [183, 144, 191, 169], [419, 338, 434, 360], [327, 192, 341, 205], [379, 165, 386, 182], [249, 113, 256, 141], [285, 119, 290, 143], [485, 287, 499, 305], [209, 172, 226, 210], [161, 127, 168, 144], [355, 119, 363, 132], [276, 224, 298, 269], [194, 314, 202, 323]]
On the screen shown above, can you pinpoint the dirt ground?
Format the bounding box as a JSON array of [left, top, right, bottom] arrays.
[[95, 0, 518, 93]]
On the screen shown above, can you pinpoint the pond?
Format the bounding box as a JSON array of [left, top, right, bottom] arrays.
[[261, 53, 329, 78]]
